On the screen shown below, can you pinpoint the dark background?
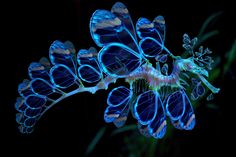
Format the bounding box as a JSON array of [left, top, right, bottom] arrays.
[[1, 0, 235, 156]]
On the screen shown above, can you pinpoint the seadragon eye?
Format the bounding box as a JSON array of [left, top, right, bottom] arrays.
[[14, 1, 219, 141]]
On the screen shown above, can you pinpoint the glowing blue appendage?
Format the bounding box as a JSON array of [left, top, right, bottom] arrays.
[[14, 2, 220, 137]]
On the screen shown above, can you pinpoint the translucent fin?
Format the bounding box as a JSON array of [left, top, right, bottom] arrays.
[[90, 9, 137, 50], [49, 40, 76, 72], [136, 17, 164, 44], [104, 86, 132, 127], [15, 97, 27, 112], [113, 104, 129, 127], [104, 102, 127, 123], [179, 91, 196, 130], [136, 16, 166, 58], [16, 113, 25, 124], [77, 47, 99, 70], [107, 86, 132, 107], [166, 90, 186, 121], [25, 95, 46, 109], [24, 107, 42, 118], [153, 15, 166, 44], [111, 2, 137, 41], [136, 18, 155, 39], [30, 78, 55, 96], [50, 64, 77, 88], [24, 117, 37, 127], [28, 62, 50, 80], [18, 125, 34, 134], [104, 100, 130, 126], [99, 43, 141, 77], [77, 49, 88, 64], [139, 37, 163, 57], [78, 64, 102, 83], [18, 79, 33, 97], [90, 9, 122, 47], [134, 90, 157, 125], [148, 95, 167, 139], [17, 112, 38, 133]]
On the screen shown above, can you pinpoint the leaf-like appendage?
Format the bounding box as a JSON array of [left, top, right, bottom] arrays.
[[77, 47, 98, 67], [18, 125, 34, 134], [90, 9, 122, 47], [14, 2, 219, 137], [15, 97, 27, 112], [104, 86, 132, 127], [28, 62, 50, 80], [24, 117, 37, 127], [136, 18, 154, 39], [167, 90, 195, 130], [112, 104, 129, 128], [134, 90, 157, 125], [111, 2, 137, 41], [136, 16, 165, 58], [24, 107, 42, 118], [25, 95, 46, 109], [179, 92, 196, 130], [18, 79, 33, 97], [78, 64, 102, 83], [148, 95, 167, 139], [50, 64, 77, 88], [31, 78, 55, 96], [99, 43, 141, 77], [166, 90, 186, 121], [49, 40, 76, 72], [90, 8, 137, 51], [153, 15, 166, 43], [16, 113, 25, 124], [139, 37, 163, 57], [107, 86, 132, 106]]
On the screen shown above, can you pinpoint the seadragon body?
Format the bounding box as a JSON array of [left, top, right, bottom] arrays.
[[15, 2, 219, 139]]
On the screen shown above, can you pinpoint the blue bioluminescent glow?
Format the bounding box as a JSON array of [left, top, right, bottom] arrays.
[[15, 2, 220, 139]]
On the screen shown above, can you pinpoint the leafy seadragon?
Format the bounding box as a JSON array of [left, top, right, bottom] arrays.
[[15, 2, 220, 139]]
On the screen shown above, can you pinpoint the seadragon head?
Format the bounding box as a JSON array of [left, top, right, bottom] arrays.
[[174, 34, 220, 94], [176, 58, 209, 77]]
